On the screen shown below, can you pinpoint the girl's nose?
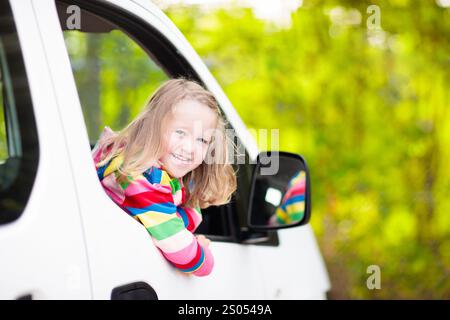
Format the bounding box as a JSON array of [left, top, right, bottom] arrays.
[[179, 138, 195, 156]]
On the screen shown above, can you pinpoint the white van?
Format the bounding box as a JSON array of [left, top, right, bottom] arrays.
[[0, 0, 330, 299]]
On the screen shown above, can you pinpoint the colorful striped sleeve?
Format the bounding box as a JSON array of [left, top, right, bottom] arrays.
[[122, 171, 214, 277]]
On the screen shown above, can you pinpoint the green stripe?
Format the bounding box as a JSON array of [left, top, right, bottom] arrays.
[[290, 212, 304, 222], [146, 217, 185, 240], [170, 178, 181, 195], [115, 171, 132, 189]]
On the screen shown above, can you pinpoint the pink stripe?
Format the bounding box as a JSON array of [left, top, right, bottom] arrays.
[[184, 207, 203, 231], [173, 189, 183, 206], [92, 146, 102, 163], [162, 239, 197, 264], [125, 178, 172, 196], [284, 180, 305, 200], [101, 174, 125, 204], [92, 127, 116, 163]]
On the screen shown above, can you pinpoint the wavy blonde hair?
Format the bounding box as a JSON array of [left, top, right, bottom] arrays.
[[96, 78, 237, 209]]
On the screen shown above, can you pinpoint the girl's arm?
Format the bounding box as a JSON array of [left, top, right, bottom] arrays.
[[122, 176, 214, 277]]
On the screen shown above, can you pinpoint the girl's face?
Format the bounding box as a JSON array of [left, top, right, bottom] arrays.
[[158, 99, 218, 179]]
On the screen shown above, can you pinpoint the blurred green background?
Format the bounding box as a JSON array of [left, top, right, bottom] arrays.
[[160, 0, 450, 299], [61, 0, 449, 299]]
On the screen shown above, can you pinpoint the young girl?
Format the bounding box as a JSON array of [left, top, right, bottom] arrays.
[[92, 78, 237, 277]]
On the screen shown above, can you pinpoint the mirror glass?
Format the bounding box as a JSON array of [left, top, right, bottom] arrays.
[[249, 153, 309, 228]]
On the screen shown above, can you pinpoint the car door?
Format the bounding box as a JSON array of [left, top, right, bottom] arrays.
[[0, 0, 91, 299], [33, 0, 267, 299]]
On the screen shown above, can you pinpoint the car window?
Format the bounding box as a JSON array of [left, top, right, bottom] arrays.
[[56, 0, 237, 239], [0, 0, 39, 224]]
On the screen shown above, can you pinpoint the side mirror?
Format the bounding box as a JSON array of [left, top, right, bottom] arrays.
[[247, 151, 311, 230]]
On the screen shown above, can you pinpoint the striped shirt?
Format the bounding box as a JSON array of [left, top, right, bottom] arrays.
[[92, 128, 213, 276]]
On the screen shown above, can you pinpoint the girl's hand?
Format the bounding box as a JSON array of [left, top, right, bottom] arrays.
[[196, 234, 211, 248]]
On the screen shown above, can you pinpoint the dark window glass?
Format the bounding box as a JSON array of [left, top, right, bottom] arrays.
[[0, 0, 39, 224]]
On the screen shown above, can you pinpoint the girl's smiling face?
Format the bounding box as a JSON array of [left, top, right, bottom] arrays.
[[158, 99, 218, 178]]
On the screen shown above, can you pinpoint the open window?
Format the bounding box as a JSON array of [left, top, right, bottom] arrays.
[[56, 0, 239, 240]]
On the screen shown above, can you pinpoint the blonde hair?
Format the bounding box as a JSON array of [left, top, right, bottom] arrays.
[[96, 78, 237, 209]]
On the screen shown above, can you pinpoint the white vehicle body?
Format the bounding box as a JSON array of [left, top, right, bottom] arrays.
[[0, 0, 330, 299]]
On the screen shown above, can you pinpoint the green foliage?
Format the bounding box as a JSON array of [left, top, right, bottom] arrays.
[[164, 1, 450, 299], [64, 29, 168, 143]]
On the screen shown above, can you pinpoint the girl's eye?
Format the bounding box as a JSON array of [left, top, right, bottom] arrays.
[[175, 129, 185, 136], [198, 138, 209, 145]]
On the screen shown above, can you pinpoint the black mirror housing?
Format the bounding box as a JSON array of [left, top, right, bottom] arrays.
[[247, 151, 311, 231]]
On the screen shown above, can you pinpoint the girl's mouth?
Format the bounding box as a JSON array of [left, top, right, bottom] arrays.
[[171, 153, 192, 163]]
